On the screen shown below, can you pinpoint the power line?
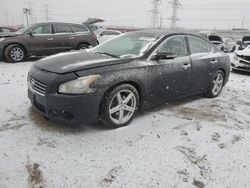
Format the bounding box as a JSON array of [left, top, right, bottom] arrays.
[[43, 4, 49, 22]]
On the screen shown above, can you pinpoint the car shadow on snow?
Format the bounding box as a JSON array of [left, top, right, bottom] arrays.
[[28, 107, 109, 134], [27, 95, 202, 134], [1, 56, 43, 64]]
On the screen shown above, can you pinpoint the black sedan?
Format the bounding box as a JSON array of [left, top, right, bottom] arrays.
[[28, 30, 230, 128]]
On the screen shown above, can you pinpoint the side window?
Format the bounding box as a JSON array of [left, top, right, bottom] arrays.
[[188, 36, 213, 54], [54, 24, 72, 34], [71, 25, 88, 33], [3, 28, 13, 33], [157, 35, 188, 57], [32, 25, 51, 34]]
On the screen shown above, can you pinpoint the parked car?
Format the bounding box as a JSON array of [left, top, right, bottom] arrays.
[[222, 37, 236, 52], [0, 26, 17, 37], [0, 22, 99, 63], [232, 45, 250, 72], [28, 30, 230, 128], [237, 36, 250, 50], [97, 30, 122, 43], [208, 35, 225, 51]]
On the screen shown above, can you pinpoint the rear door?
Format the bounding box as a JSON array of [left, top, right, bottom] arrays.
[[52, 23, 73, 52], [187, 35, 218, 93], [147, 35, 192, 103]]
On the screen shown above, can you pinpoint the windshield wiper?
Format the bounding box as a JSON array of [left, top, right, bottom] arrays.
[[95, 52, 120, 58]]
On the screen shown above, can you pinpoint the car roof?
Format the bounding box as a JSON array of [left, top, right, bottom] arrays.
[[34, 22, 86, 27], [131, 29, 199, 38]]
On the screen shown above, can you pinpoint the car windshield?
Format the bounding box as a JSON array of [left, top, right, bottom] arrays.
[[15, 24, 35, 34], [91, 32, 159, 58]]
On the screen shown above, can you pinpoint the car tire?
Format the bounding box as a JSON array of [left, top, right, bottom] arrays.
[[204, 70, 224, 98], [77, 43, 89, 50], [100, 84, 139, 128], [4, 44, 26, 63]]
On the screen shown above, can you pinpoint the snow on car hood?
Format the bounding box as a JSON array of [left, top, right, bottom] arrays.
[[35, 51, 131, 74], [236, 46, 250, 56]]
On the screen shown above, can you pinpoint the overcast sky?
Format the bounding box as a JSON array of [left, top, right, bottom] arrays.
[[0, 0, 250, 30]]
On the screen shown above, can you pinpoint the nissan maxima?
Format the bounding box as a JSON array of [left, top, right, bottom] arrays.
[[28, 31, 230, 128]]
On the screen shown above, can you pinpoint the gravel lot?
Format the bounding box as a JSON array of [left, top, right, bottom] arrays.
[[0, 59, 250, 188]]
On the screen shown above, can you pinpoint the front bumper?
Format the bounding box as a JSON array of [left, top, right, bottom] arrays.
[[231, 58, 250, 72], [28, 66, 104, 124]]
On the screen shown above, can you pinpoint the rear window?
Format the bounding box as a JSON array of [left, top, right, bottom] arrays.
[[71, 25, 88, 33], [54, 24, 72, 33], [208, 35, 222, 42], [242, 36, 250, 42]]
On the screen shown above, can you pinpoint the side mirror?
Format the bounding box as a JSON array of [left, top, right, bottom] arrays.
[[152, 52, 177, 60], [28, 31, 34, 37]]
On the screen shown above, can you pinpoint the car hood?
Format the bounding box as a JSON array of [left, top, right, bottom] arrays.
[[35, 51, 131, 74], [236, 46, 250, 56], [0, 33, 17, 38]]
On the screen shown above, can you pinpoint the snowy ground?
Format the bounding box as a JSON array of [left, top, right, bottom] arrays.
[[0, 58, 250, 188]]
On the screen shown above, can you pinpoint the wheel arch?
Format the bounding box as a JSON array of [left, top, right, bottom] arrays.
[[98, 80, 143, 117], [77, 42, 90, 49], [218, 68, 227, 86], [3, 43, 28, 57]]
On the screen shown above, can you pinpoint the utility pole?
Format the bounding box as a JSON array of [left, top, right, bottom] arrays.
[[4, 10, 9, 26], [149, 0, 161, 29], [43, 4, 49, 22], [241, 16, 245, 29], [23, 8, 31, 25], [168, 0, 182, 28], [159, 16, 163, 29], [26, 2, 34, 24]]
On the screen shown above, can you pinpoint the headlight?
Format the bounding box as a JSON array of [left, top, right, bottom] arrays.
[[0, 38, 5, 42], [58, 75, 100, 94], [233, 54, 239, 61]]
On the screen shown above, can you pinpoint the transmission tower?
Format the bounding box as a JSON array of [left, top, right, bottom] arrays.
[[168, 0, 182, 28], [149, 0, 161, 28]]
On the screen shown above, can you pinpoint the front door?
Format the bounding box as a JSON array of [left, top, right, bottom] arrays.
[[147, 35, 192, 104], [24, 24, 54, 56]]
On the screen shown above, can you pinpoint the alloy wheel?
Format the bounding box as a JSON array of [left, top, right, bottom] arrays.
[[109, 89, 136, 124], [212, 72, 224, 96], [10, 47, 24, 61]]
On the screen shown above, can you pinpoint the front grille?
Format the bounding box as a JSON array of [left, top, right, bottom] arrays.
[[240, 60, 250, 66], [238, 55, 250, 62], [34, 100, 46, 113], [29, 76, 47, 95]]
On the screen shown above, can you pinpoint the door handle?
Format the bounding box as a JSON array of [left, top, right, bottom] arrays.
[[69, 36, 74, 40], [182, 64, 191, 70], [47, 38, 54, 41], [210, 59, 218, 64]]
